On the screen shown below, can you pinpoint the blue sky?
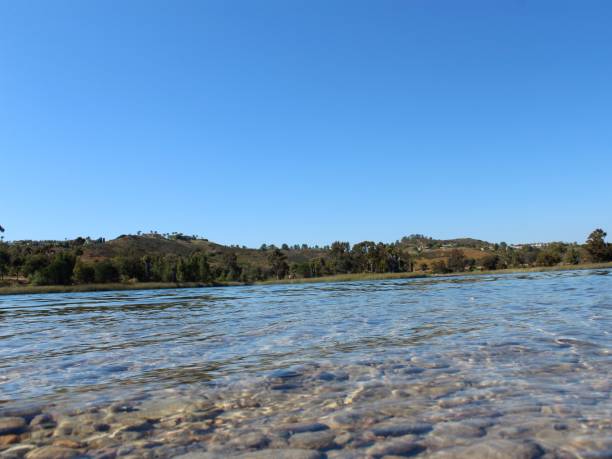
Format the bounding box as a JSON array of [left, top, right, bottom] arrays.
[[1, 1, 611, 246]]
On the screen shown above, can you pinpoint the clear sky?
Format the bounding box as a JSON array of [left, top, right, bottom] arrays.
[[1, 1, 611, 247]]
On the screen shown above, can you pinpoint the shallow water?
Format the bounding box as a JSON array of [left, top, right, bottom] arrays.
[[0, 270, 610, 458]]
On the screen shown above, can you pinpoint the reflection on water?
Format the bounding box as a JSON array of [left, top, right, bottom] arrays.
[[0, 269, 610, 457]]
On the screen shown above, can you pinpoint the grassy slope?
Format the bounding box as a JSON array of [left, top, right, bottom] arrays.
[[81, 235, 327, 270]]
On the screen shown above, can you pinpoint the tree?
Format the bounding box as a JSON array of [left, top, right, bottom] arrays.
[[115, 256, 145, 281], [193, 252, 212, 283], [32, 252, 76, 285], [447, 249, 466, 272], [309, 257, 326, 277], [94, 260, 120, 283], [351, 241, 382, 272], [72, 237, 86, 247], [0, 246, 9, 280], [142, 255, 153, 281], [10, 252, 24, 280], [585, 229, 610, 262], [431, 259, 450, 274], [23, 254, 50, 278], [517, 246, 539, 266], [161, 255, 178, 282], [536, 250, 561, 267], [563, 246, 581, 265], [384, 244, 404, 272], [481, 254, 500, 270], [221, 252, 242, 281], [465, 258, 476, 271], [372, 242, 389, 273], [177, 253, 211, 283], [241, 264, 265, 282], [177, 256, 196, 282], [291, 262, 312, 278], [268, 248, 289, 279], [148, 255, 179, 282], [73, 262, 95, 284], [350, 242, 370, 272], [330, 241, 352, 274]]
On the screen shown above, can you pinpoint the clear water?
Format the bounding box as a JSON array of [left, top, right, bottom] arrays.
[[0, 269, 610, 457]]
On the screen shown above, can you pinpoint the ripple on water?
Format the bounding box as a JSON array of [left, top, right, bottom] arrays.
[[0, 269, 611, 457]]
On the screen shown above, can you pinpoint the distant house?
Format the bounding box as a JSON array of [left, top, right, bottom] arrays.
[[510, 242, 547, 249]]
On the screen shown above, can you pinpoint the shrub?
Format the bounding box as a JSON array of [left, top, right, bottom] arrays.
[[115, 256, 145, 281], [31, 252, 76, 285], [447, 249, 466, 272], [73, 262, 95, 284], [481, 254, 500, 270], [94, 260, 120, 283], [431, 260, 450, 274], [536, 250, 561, 267], [563, 247, 581, 265], [23, 254, 50, 277]]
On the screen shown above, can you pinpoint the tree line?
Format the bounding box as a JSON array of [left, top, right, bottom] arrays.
[[0, 228, 610, 286]]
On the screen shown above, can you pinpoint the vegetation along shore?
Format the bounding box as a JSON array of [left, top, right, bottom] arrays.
[[0, 226, 611, 295]]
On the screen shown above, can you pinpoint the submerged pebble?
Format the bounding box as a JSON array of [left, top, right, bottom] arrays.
[[0, 419, 26, 436]]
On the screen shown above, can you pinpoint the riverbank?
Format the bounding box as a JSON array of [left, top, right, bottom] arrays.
[[1, 261, 611, 295], [257, 261, 612, 285], [0, 281, 240, 296]]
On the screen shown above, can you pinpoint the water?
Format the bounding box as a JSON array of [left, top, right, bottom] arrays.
[[0, 270, 610, 458]]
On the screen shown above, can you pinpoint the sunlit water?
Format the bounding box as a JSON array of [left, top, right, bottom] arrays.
[[0, 270, 610, 458]]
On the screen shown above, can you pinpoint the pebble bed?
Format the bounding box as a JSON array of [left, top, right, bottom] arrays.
[[1, 353, 610, 459]]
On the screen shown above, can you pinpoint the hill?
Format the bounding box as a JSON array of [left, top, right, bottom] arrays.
[[0, 229, 609, 288]]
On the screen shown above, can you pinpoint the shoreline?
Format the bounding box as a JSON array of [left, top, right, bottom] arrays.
[[257, 261, 612, 285], [0, 281, 239, 296], [1, 261, 611, 296]]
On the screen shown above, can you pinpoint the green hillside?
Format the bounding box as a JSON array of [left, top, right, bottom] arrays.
[[0, 228, 610, 290]]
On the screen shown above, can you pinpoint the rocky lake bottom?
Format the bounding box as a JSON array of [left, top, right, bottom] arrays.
[[0, 270, 610, 458]]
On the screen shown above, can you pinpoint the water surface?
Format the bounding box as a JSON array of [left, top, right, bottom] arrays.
[[0, 270, 610, 458]]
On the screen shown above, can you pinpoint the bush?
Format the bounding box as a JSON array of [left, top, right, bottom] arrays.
[[94, 260, 120, 283], [481, 254, 500, 270], [291, 262, 312, 278], [0, 248, 9, 279], [447, 249, 466, 272], [31, 252, 76, 285], [115, 256, 145, 281], [536, 250, 561, 267], [176, 253, 213, 283], [23, 254, 50, 277], [563, 247, 581, 265], [73, 262, 95, 284], [431, 260, 450, 274]]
